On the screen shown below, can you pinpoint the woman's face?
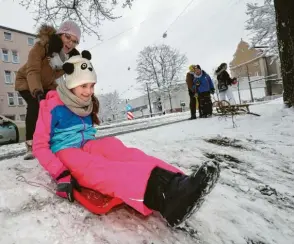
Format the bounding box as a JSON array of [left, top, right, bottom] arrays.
[[71, 83, 95, 102], [61, 33, 79, 54]]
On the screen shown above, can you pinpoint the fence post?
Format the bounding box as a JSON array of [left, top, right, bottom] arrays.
[[237, 79, 241, 104], [249, 82, 254, 102]]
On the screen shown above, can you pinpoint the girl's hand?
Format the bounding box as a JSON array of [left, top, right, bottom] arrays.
[[56, 170, 81, 202]]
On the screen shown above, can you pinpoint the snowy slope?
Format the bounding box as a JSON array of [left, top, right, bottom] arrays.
[[0, 98, 294, 244]]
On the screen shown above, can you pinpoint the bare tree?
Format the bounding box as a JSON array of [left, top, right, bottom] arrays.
[[99, 90, 123, 121], [245, 0, 277, 55], [17, 0, 135, 38], [136, 44, 187, 111], [273, 0, 294, 107]]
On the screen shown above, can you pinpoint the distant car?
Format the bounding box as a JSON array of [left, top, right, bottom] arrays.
[[0, 115, 21, 145]]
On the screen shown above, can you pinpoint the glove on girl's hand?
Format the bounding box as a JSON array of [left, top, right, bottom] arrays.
[[34, 90, 45, 103], [56, 170, 81, 202]]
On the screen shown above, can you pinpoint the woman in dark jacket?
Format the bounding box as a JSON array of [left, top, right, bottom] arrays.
[[215, 63, 237, 104]]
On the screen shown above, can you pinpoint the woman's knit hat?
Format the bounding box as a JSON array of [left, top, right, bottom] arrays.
[[195, 64, 201, 70], [56, 20, 81, 43], [189, 64, 196, 72], [62, 50, 97, 89]]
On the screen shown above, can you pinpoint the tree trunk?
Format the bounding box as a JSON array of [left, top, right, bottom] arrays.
[[168, 91, 173, 112], [274, 0, 294, 107], [158, 88, 166, 113], [146, 83, 153, 117]]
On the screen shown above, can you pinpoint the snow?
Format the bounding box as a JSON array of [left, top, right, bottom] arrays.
[[232, 88, 266, 104], [0, 98, 294, 244]]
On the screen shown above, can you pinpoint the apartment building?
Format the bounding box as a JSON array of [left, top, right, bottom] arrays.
[[0, 25, 36, 121]]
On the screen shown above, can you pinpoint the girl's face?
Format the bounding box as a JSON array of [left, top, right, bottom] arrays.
[[71, 83, 95, 102], [61, 33, 79, 54]]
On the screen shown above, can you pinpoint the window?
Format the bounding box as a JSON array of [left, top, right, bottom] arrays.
[[7, 92, 15, 106], [17, 92, 24, 106], [4, 32, 12, 41], [28, 37, 34, 46], [12, 51, 19, 63], [4, 71, 13, 84], [4, 115, 15, 120], [2, 49, 9, 62], [19, 114, 26, 121]]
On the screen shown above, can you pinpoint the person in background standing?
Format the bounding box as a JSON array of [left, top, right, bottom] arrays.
[[193, 65, 215, 118], [186, 65, 197, 120], [215, 63, 237, 104], [15, 21, 81, 160]]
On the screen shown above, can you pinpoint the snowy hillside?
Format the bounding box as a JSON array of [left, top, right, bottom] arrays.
[[0, 98, 293, 244]]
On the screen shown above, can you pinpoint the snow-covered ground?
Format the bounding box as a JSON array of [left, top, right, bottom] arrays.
[[0, 98, 294, 244]]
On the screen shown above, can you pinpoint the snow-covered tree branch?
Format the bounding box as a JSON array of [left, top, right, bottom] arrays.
[[17, 0, 134, 38], [99, 90, 123, 121], [136, 44, 187, 111], [245, 0, 277, 55]]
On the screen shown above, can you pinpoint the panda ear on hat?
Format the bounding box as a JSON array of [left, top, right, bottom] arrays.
[[81, 50, 91, 60], [62, 62, 74, 75]]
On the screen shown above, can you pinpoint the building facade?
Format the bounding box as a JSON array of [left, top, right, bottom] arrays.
[[229, 40, 283, 97], [0, 25, 36, 121], [112, 83, 191, 121]]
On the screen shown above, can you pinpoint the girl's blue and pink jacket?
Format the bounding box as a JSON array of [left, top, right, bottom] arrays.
[[33, 91, 182, 215]]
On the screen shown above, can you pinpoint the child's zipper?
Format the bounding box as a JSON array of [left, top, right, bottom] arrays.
[[79, 116, 86, 147]]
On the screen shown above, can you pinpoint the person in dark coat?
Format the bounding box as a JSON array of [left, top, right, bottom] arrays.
[[186, 65, 197, 120], [215, 63, 237, 104]]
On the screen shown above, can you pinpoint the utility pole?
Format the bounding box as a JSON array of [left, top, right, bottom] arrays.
[[146, 83, 153, 117]]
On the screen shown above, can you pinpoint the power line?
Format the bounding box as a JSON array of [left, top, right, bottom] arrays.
[[163, 0, 198, 34], [89, 19, 147, 50], [88, 0, 199, 50]]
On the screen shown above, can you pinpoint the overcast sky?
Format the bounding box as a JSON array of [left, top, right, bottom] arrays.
[[0, 0, 263, 99]]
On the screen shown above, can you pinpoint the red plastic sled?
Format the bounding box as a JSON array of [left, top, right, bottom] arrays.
[[74, 187, 124, 214]]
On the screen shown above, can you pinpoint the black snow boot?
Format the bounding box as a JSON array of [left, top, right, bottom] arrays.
[[188, 115, 197, 120], [144, 161, 220, 227]]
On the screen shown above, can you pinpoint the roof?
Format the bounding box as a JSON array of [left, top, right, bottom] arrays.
[[0, 25, 36, 37]]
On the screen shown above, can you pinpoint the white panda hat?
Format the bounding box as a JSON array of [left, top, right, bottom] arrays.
[[62, 50, 97, 89]]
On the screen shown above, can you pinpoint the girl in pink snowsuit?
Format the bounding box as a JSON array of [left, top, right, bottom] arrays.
[[33, 50, 220, 227]]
